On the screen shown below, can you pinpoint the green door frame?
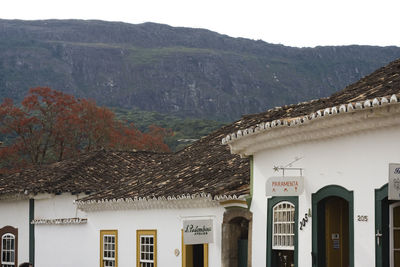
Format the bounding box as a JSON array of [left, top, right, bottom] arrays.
[[311, 185, 354, 267], [267, 196, 299, 267], [375, 184, 388, 267]]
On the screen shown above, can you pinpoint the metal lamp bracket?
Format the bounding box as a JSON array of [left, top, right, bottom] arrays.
[[273, 157, 304, 177]]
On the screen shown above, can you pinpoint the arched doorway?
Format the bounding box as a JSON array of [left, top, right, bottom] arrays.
[[312, 185, 354, 267], [375, 183, 400, 267], [221, 208, 252, 267], [389, 202, 400, 266], [375, 184, 389, 267]]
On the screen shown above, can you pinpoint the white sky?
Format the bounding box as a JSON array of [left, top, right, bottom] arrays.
[[1, 0, 399, 48]]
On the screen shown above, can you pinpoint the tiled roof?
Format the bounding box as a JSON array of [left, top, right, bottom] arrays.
[[0, 125, 250, 201], [78, 126, 250, 202], [223, 58, 400, 145], [0, 151, 167, 197]]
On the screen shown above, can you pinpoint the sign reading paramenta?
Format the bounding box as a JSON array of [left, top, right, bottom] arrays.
[[183, 219, 214, 245], [266, 176, 304, 196], [389, 163, 400, 200]]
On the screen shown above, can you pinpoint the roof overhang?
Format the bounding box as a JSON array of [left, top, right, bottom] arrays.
[[224, 94, 400, 157], [75, 193, 248, 212]]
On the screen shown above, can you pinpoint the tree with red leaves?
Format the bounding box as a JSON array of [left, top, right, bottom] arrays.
[[0, 87, 171, 173]]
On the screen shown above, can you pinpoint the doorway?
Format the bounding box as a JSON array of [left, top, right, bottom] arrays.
[[221, 208, 252, 267], [390, 202, 400, 266], [375, 184, 400, 267], [181, 230, 208, 267], [322, 197, 349, 267], [267, 197, 298, 267], [312, 185, 354, 267], [183, 244, 208, 267]]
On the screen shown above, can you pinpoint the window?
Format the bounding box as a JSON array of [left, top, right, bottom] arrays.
[[137, 230, 157, 267], [272, 201, 295, 250], [1, 234, 15, 267], [100, 230, 117, 267], [0, 226, 18, 267], [267, 197, 298, 267]]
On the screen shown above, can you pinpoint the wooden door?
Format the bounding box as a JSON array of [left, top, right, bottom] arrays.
[[325, 197, 349, 267], [238, 239, 248, 267]]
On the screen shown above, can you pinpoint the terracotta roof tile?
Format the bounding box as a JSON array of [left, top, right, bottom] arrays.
[[0, 126, 249, 200]]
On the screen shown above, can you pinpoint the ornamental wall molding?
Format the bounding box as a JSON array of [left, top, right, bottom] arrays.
[[31, 217, 87, 225], [0, 192, 77, 201], [223, 94, 400, 157], [75, 193, 242, 212], [0, 193, 29, 201]]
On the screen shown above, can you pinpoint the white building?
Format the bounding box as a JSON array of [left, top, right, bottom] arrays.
[[223, 58, 400, 267], [0, 128, 251, 267]]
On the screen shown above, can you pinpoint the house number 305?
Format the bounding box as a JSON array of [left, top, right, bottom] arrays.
[[357, 215, 368, 222]]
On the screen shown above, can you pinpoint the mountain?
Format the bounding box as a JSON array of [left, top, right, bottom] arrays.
[[0, 19, 400, 121]]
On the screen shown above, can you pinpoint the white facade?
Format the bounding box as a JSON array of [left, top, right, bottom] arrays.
[[226, 96, 400, 267], [251, 125, 400, 266], [87, 207, 224, 267], [0, 198, 30, 264], [34, 193, 91, 267], [27, 193, 226, 267]]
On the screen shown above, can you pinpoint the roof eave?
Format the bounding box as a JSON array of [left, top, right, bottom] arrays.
[[75, 193, 246, 212], [226, 95, 400, 156]]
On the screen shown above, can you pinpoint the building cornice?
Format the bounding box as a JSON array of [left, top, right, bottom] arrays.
[[0, 192, 37, 201], [219, 199, 248, 209], [31, 218, 87, 225], [223, 94, 400, 157], [75, 193, 245, 212]]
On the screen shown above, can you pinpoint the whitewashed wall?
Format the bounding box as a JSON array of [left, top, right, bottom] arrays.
[[34, 193, 93, 267], [33, 193, 225, 267], [88, 206, 225, 267], [251, 125, 400, 267], [0, 199, 30, 264]]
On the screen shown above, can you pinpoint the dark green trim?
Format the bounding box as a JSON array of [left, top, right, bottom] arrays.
[[267, 196, 299, 267], [29, 199, 35, 265], [249, 156, 254, 197], [245, 196, 252, 209], [311, 185, 354, 267], [375, 184, 388, 267]]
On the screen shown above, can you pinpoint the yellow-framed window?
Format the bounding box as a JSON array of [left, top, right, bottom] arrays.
[[100, 230, 118, 267], [136, 230, 157, 267]]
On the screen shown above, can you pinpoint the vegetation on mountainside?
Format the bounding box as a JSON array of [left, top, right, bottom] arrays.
[[1, 20, 400, 121], [113, 108, 227, 151], [0, 88, 171, 173]]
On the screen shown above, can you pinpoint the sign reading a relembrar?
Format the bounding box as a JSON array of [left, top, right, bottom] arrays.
[[388, 163, 400, 200], [266, 176, 304, 196], [183, 219, 214, 245]]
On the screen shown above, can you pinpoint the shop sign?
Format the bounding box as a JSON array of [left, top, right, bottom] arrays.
[[266, 176, 304, 196], [183, 219, 213, 245], [389, 163, 400, 200]]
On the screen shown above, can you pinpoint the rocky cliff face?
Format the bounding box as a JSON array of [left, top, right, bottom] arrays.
[[1, 19, 400, 120]]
